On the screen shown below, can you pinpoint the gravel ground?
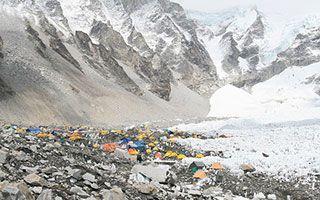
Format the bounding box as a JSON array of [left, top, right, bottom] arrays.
[[0, 123, 318, 200]]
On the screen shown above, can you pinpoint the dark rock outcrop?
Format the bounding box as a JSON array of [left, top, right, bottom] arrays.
[[240, 45, 260, 69], [49, 37, 82, 72], [128, 27, 154, 59], [25, 23, 48, 59], [220, 32, 240, 73], [75, 31, 143, 96], [0, 36, 15, 100], [0, 36, 3, 59]]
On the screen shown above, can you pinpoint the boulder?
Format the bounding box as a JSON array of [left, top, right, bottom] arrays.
[[1, 182, 34, 200], [0, 150, 8, 164], [70, 186, 90, 198], [100, 187, 127, 200], [131, 164, 170, 183], [24, 174, 46, 186], [240, 164, 256, 173], [134, 183, 158, 195], [82, 173, 96, 183], [31, 187, 42, 194], [36, 189, 52, 200]]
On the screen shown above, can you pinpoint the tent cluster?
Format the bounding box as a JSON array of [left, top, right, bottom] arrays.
[[189, 161, 225, 180], [3, 124, 214, 162], [97, 126, 211, 161]]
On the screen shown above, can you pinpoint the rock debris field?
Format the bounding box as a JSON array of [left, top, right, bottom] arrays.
[[0, 123, 319, 200]]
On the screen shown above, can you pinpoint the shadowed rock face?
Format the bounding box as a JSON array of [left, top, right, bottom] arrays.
[[36, 15, 83, 73], [75, 30, 143, 96], [0, 77, 15, 101], [49, 37, 82, 72], [43, 0, 71, 32], [0, 36, 15, 100], [128, 27, 154, 59], [183, 35, 215, 74], [240, 45, 260, 69], [0, 36, 3, 59], [238, 15, 264, 69], [26, 23, 48, 59], [220, 32, 240, 73], [216, 12, 264, 75]]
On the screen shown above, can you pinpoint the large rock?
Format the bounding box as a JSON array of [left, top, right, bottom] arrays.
[[70, 186, 90, 198], [240, 164, 256, 173], [24, 174, 46, 186], [134, 183, 159, 195], [82, 173, 96, 183], [100, 187, 127, 200], [131, 163, 170, 183], [36, 189, 52, 200], [0, 182, 34, 200], [0, 150, 8, 164]]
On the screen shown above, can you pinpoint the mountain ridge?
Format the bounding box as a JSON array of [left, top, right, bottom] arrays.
[[0, 0, 319, 125]]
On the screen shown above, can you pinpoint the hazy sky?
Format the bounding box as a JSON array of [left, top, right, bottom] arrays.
[[172, 0, 320, 16]]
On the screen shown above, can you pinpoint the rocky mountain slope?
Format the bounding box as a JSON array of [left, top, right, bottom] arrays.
[[0, 0, 320, 125], [0, 0, 212, 125]]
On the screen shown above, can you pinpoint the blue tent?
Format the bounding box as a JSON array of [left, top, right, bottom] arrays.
[[133, 141, 146, 151], [120, 138, 131, 144], [26, 128, 41, 134]]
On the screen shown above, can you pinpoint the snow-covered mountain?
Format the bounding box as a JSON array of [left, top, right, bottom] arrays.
[[0, 0, 320, 124], [189, 7, 320, 83], [188, 6, 320, 120]]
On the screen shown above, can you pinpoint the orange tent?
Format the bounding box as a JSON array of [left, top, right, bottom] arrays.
[[69, 132, 82, 141], [37, 133, 51, 139], [193, 170, 207, 179], [155, 152, 162, 159], [128, 148, 139, 155], [211, 162, 224, 170], [103, 143, 117, 153]]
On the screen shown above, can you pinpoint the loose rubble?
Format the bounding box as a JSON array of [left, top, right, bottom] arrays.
[[0, 123, 319, 199]]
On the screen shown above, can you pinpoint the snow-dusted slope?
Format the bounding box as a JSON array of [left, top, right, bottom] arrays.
[[208, 84, 263, 118], [208, 63, 320, 122], [175, 64, 320, 179], [175, 118, 320, 178]]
